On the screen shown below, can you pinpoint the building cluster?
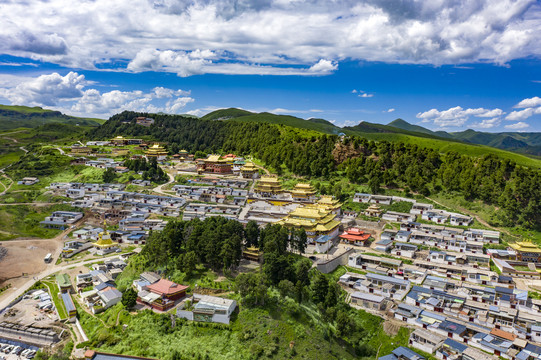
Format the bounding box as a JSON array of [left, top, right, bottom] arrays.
[[353, 193, 473, 226], [76, 257, 128, 314], [342, 219, 541, 359]]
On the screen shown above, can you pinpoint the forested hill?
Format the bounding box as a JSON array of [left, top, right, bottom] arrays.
[[0, 104, 103, 130], [91, 111, 541, 229]]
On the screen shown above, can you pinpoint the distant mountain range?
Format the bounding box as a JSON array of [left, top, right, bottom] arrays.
[[0, 104, 104, 130], [203, 108, 541, 157]]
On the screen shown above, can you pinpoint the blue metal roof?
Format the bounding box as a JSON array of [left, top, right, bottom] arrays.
[[392, 346, 424, 360], [443, 338, 467, 353]]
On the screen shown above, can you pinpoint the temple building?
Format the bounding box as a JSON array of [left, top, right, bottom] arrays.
[[509, 242, 541, 263], [316, 195, 342, 215], [93, 223, 119, 255], [277, 204, 340, 240], [290, 183, 317, 202], [254, 176, 283, 197], [145, 144, 168, 160], [364, 204, 382, 218], [240, 162, 259, 179], [197, 155, 233, 174], [339, 228, 372, 246]]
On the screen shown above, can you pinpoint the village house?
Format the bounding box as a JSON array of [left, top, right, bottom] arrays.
[[449, 213, 473, 226], [410, 203, 434, 215], [17, 177, 39, 185], [392, 242, 418, 258], [422, 210, 450, 224], [378, 346, 425, 360], [370, 195, 393, 205], [382, 211, 416, 223], [353, 193, 371, 203], [409, 328, 446, 355], [40, 211, 83, 229], [177, 294, 237, 324], [350, 292, 387, 311]]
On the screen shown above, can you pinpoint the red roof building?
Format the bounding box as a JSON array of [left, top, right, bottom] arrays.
[[146, 279, 188, 301], [339, 228, 372, 246]]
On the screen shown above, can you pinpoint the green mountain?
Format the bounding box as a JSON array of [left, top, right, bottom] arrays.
[[202, 108, 343, 135], [0, 104, 104, 130]]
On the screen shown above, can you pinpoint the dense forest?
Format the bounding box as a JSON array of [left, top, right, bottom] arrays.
[[124, 157, 168, 183], [91, 111, 541, 228]]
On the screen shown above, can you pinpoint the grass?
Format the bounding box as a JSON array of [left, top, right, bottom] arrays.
[[42, 279, 67, 320], [0, 203, 77, 240]]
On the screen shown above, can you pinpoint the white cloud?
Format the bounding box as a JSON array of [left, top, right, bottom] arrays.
[[514, 96, 541, 108], [416, 106, 505, 128], [505, 107, 541, 121], [351, 89, 358, 94], [358, 93, 374, 98], [0, 0, 539, 75], [128, 50, 339, 76], [386, 108, 395, 113], [308, 60, 338, 74], [0, 72, 85, 106], [505, 121, 530, 129], [471, 117, 501, 129], [0, 71, 195, 118]]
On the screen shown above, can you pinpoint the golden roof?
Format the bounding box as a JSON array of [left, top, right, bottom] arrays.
[[206, 154, 221, 162], [241, 162, 257, 171], [113, 136, 125, 140], [259, 176, 281, 184], [509, 241, 541, 253], [94, 224, 117, 248], [291, 183, 316, 196]]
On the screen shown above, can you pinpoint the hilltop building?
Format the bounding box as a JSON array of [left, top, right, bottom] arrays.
[[509, 242, 541, 263], [135, 117, 155, 126], [254, 176, 283, 197], [277, 204, 340, 240], [240, 162, 259, 179], [290, 183, 316, 202], [197, 154, 233, 174]]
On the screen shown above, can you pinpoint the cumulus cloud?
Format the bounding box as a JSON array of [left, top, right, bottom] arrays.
[[514, 96, 541, 108], [0, 72, 195, 118], [416, 106, 505, 128], [505, 121, 530, 129], [308, 60, 338, 74], [0, 0, 539, 75], [0, 72, 85, 106], [386, 108, 395, 112], [471, 117, 501, 129], [359, 93, 374, 98]]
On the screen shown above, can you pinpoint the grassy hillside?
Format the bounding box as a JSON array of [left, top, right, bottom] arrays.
[[0, 104, 104, 130]]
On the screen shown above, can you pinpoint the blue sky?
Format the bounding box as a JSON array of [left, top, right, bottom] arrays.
[[1, 0, 541, 132]]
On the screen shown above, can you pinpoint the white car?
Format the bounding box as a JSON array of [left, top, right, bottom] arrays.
[[26, 350, 36, 359], [11, 346, 21, 355]]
